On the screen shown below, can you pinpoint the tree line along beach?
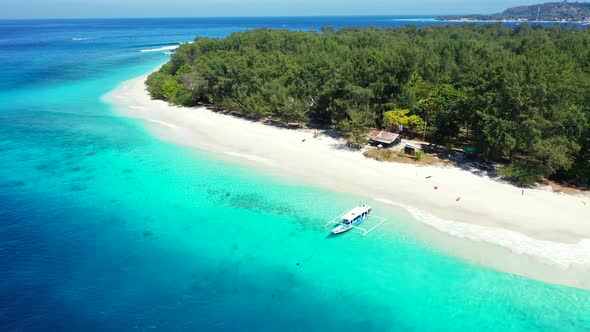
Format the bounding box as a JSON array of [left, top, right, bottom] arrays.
[[145, 25, 590, 189]]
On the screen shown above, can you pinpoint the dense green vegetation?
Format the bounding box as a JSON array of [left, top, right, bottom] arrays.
[[147, 24, 590, 186]]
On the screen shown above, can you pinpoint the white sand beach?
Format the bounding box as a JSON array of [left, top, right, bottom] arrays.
[[105, 74, 590, 273]]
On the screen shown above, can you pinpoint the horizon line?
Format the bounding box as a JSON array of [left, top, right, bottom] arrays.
[[0, 14, 468, 21]]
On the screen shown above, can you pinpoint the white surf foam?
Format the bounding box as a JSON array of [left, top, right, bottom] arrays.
[[374, 198, 590, 268], [224, 152, 278, 167], [388, 18, 437, 22], [139, 45, 180, 53], [72, 37, 92, 41], [114, 95, 129, 101], [146, 119, 179, 129]]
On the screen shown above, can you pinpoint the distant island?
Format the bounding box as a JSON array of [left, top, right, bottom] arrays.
[[438, 1, 590, 22]]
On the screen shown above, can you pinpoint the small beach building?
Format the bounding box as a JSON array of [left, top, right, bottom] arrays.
[[367, 130, 401, 147], [404, 143, 416, 156]]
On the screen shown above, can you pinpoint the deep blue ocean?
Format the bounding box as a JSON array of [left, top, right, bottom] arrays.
[[1, 17, 590, 332]]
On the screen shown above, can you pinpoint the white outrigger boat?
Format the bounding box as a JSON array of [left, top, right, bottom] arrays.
[[324, 204, 386, 236]]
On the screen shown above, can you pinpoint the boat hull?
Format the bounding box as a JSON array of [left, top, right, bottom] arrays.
[[332, 225, 354, 234]]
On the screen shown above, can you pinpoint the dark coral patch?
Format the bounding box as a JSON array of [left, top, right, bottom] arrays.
[[0, 180, 26, 188], [35, 164, 50, 170], [70, 184, 87, 192], [72, 175, 94, 182]]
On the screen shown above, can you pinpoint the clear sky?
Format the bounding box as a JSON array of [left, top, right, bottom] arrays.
[[0, 0, 572, 19]]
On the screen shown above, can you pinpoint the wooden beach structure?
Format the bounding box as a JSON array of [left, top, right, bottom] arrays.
[[367, 130, 401, 147], [404, 143, 416, 156]]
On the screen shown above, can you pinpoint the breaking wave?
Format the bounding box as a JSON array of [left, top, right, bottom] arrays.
[[139, 45, 179, 53], [374, 198, 590, 268], [224, 152, 278, 167], [146, 119, 179, 129]]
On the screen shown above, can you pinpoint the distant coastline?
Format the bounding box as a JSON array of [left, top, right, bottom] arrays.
[[438, 1, 590, 23], [438, 17, 590, 24], [437, 17, 590, 24]]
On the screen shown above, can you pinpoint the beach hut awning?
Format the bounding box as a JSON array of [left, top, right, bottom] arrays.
[[367, 130, 399, 145]]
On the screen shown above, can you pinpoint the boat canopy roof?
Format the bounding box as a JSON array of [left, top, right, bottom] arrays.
[[341, 205, 370, 221]]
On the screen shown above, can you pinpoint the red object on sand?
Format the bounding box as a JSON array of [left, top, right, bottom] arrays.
[[434, 186, 438, 190]]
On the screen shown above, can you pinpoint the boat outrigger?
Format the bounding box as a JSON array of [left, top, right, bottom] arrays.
[[324, 204, 386, 236]]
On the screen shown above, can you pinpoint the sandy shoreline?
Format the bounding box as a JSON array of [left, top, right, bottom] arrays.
[[104, 74, 590, 271]]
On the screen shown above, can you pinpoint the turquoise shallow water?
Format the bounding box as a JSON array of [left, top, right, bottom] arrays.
[[1, 18, 590, 331]]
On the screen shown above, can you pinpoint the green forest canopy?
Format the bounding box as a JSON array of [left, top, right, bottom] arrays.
[[146, 24, 590, 186]]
